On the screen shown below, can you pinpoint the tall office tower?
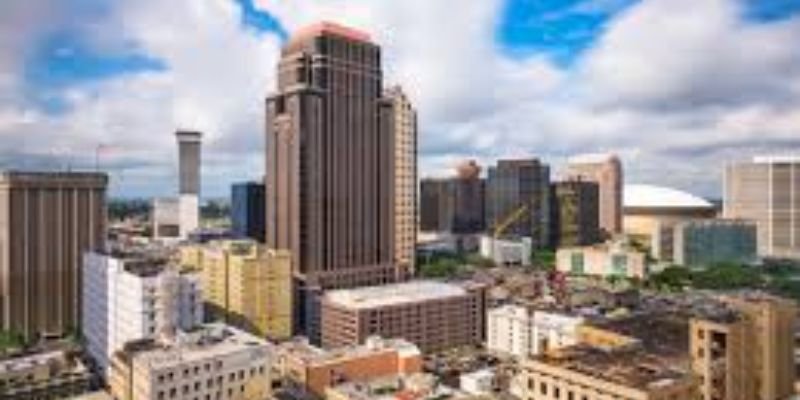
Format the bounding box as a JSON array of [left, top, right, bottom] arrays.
[[386, 86, 418, 279], [691, 293, 796, 400], [82, 250, 202, 376], [452, 160, 486, 234], [419, 178, 453, 232], [551, 180, 601, 247], [565, 153, 623, 236], [724, 156, 800, 259], [231, 181, 266, 242], [176, 130, 202, 238], [0, 171, 107, 339], [486, 159, 550, 248], [265, 22, 397, 299]]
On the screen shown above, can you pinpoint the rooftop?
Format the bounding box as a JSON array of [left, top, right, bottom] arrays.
[[289, 21, 372, 45], [530, 345, 691, 392], [324, 281, 470, 310], [752, 155, 800, 164], [624, 184, 713, 210], [277, 336, 420, 366]]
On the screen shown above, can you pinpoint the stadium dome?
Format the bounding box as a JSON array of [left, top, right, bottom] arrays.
[[624, 184, 713, 210]]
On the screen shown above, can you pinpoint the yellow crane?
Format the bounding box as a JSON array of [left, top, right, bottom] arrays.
[[488, 201, 538, 262]]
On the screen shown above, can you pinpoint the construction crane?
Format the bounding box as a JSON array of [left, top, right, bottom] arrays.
[[487, 200, 539, 262]]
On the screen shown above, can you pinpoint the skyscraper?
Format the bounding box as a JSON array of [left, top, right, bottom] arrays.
[[231, 181, 266, 242], [551, 179, 601, 247], [724, 156, 800, 259], [565, 153, 623, 236], [0, 171, 107, 339], [486, 159, 550, 248], [418, 161, 485, 234], [265, 22, 397, 336], [420, 178, 453, 232], [386, 86, 417, 278], [176, 130, 201, 238]]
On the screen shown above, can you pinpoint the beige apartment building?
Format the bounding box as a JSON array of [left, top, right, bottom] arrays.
[[0, 171, 107, 339], [690, 293, 796, 400], [386, 86, 418, 279], [556, 240, 648, 279], [182, 240, 293, 340], [275, 336, 422, 398], [109, 324, 271, 400], [724, 156, 800, 259], [320, 281, 487, 352], [565, 153, 623, 235]]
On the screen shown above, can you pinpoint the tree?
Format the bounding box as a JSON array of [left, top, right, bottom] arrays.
[[648, 265, 691, 292]]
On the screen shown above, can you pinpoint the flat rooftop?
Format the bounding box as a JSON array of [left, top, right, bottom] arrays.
[[587, 312, 690, 360], [278, 337, 420, 366], [324, 281, 469, 310], [531, 345, 691, 392]]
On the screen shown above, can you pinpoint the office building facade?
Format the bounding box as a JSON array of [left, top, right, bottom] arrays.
[[386, 86, 418, 278], [672, 219, 758, 266], [0, 171, 107, 339], [419, 161, 485, 234], [231, 182, 266, 243], [320, 281, 487, 352], [724, 156, 800, 259], [265, 22, 397, 291], [486, 159, 551, 248], [551, 180, 600, 247], [82, 251, 203, 375], [420, 178, 453, 232], [564, 153, 623, 235]]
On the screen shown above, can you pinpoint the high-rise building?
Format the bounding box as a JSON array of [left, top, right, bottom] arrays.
[[486, 159, 550, 248], [320, 281, 487, 352], [565, 153, 623, 235], [724, 156, 800, 259], [231, 182, 265, 242], [672, 219, 758, 266], [82, 250, 203, 375], [418, 161, 485, 234], [265, 22, 397, 289], [0, 171, 107, 339], [691, 293, 796, 400], [386, 86, 418, 279], [176, 130, 201, 238], [109, 324, 271, 400], [551, 180, 601, 247], [185, 240, 293, 340]]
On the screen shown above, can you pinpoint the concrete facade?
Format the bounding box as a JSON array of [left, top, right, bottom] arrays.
[[556, 242, 649, 279], [724, 156, 800, 259], [82, 251, 203, 375], [386, 86, 418, 279], [0, 171, 107, 339], [486, 305, 583, 358], [0, 349, 94, 399], [320, 281, 487, 352]]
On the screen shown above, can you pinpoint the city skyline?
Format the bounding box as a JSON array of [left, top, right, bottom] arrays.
[[1, 0, 800, 199]]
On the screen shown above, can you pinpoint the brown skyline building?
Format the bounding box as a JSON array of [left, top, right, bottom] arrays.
[[265, 22, 399, 338], [565, 153, 623, 236], [551, 180, 601, 247], [418, 160, 485, 234], [0, 171, 107, 339]]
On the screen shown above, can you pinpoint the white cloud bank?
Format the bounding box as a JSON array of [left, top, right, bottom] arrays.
[[1, 0, 799, 197]]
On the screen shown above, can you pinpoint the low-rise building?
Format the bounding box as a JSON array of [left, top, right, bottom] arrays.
[[275, 336, 422, 398], [556, 241, 648, 279], [459, 369, 495, 395], [108, 324, 271, 400], [326, 373, 468, 400], [486, 305, 582, 358], [320, 281, 487, 352], [672, 219, 757, 266], [0, 349, 95, 399], [480, 236, 531, 266], [82, 250, 203, 376], [182, 240, 293, 340]]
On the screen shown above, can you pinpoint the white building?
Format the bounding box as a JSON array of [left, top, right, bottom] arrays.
[[486, 305, 582, 358], [480, 236, 532, 266], [82, 251, 203, 376], [109, 323, 271, 400], [459, 369, 495, 395]]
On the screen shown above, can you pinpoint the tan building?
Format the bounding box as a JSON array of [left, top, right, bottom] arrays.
[[0, 171, 107, 339], [556, 240, 648, 279], [690, 293, 796, 400], [326, 373, 468, 400], [183, 240, 293, 340], [724, 156, 800, 259], [109, 324, 271, 400], [320, 281, 487, 352], [0, 348, 94, 399], [275, 336, 422, 398], [565, 153, 623, 235], [518, 345, 697, 400], [386, 86, 417, 279]]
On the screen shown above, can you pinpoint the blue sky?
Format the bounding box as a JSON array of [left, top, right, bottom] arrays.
[[2, 0, 800, 198]]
